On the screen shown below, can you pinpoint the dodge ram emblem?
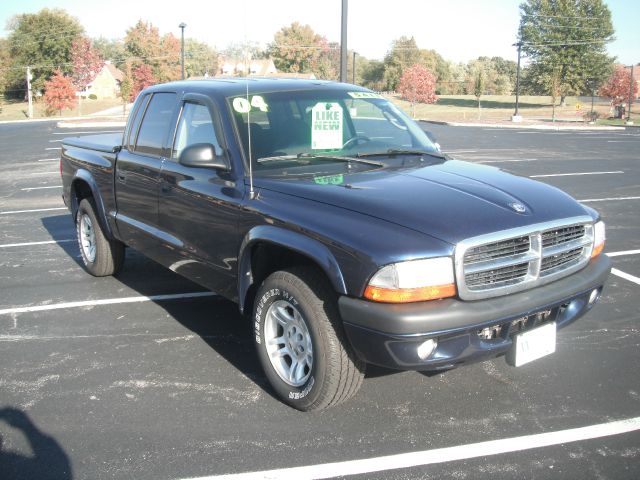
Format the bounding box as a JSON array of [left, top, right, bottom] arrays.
[[510, 202, 527, 213]]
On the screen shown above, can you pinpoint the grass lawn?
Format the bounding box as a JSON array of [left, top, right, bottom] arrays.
[[0, 97, 124, 121], [387, 94, 639, 125]]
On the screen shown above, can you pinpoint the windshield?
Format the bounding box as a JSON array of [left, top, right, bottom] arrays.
[[228, 89, 440, 178]]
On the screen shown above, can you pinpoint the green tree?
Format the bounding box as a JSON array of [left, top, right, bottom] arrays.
[[5, 8, 84, 97], [119, 75, 132, 115], [93, 37, 127, 68], [519, 0, 615, 104], [185, 39, 218, 78], [360, 59, 385, 91], [383, 36, 422, 91], [0, 38, 10, 110], [267, 22, 326, 74]]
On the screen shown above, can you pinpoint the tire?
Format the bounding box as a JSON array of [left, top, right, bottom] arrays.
[[76, 198, 124, 276], [253, 266, 365, 411]]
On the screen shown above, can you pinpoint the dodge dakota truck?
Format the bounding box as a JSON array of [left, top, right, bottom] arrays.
[[61, 79, 611, 411]]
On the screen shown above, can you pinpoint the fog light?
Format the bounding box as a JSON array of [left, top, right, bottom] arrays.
[[417, 338, 437, 360], [588, 288, 600, 306]]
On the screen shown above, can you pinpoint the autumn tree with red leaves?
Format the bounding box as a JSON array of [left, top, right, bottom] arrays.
[[71, 37, 103, 91], [44, 69, 77, 116], [599, 65, 638, 111], [398, 64, 437, 117], [130, 64, 155, 101]]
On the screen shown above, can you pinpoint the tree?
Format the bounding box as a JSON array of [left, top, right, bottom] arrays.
[[0, 38, 10, 111], [383, 36, 422, 91], [5, 8, 83, 97], [71, 37, 103, 91], [124, 20, 180, 83], [548, 69, 563, 122], [130, 64, 155, 101], [44, 69, 77, 116], [119, 75, 133, 115], [599, 65, 638, 111], [223, 41, 265, 61], [267, 22, 328, 75], [93, 37, 127, 68], [360, 59, 385, 91], [398, 64, 437, 117], [519, 0, 615, 104], [185, 39, 218, 78]]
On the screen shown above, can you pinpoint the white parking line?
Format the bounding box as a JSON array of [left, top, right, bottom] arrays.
[[530, 171, 623, 178], [0, 207, 66, 215], [0, 291, 217, 316], [45, 147, 60, 151], [186, 416, 640, 480], [580, 196, 640, 202], [29, 171, 59, 176], [611, 268, 640, 286], [37, 158, 59, 162], [20, 185, 62, 191], [476, 159, 541, 163], [607, 249, 640, 258], [49, 139, 63, 143], [0, 239, 75, 248]]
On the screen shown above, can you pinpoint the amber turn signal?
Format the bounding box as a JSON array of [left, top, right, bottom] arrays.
[[364, 283, 457, 303]]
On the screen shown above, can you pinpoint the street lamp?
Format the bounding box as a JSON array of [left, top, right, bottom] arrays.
[[512, 41, 522, 123], [626, 63, 639, 125], [179, 22, 186, 80]]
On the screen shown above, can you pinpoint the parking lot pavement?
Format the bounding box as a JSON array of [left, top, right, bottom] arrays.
[[0, 122, 639, 480]]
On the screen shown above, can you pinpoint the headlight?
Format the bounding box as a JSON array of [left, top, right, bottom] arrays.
[[592, 220, 605, 258], [363, 257, 456, 303]]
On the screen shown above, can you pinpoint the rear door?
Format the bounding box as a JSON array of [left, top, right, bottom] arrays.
[[157, 93, 244, 299], [115, 92, 177, 251]]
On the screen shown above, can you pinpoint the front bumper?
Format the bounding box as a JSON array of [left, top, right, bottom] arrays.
[[339, 254, 611, 371]]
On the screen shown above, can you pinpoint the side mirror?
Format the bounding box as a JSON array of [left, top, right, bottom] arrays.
[[178, 143, 227, 169]]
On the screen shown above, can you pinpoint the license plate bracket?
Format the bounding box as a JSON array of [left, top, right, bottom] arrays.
[[506, 321, 556, 367]]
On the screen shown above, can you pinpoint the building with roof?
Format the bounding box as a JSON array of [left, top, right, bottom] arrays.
[[79, 61, 124, 99]]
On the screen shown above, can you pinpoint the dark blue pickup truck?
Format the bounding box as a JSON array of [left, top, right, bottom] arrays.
[[61, 79, 610, 411]]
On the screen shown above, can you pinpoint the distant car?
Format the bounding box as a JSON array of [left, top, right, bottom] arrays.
[[61, 79, 610, 411]]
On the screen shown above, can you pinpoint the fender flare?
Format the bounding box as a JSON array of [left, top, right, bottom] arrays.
[[70, 169, 115, 239], [237, 225, 347, 314]]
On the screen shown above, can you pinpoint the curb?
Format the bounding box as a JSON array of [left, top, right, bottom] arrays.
[[419, 120, 626, 131]]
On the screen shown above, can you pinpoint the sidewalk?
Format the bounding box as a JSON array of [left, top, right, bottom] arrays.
[[420, 118, 627, 131]]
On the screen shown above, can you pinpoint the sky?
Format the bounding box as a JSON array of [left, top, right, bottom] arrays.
[[0, 0, 638, 65]]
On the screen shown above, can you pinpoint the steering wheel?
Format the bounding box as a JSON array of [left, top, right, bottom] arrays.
[[342, 135, 371, 149]]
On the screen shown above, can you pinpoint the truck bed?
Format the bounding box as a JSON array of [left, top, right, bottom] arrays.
[[63, 133, 122, 153]]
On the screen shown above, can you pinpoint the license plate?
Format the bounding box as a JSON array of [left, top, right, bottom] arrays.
[[506, 322, 556, 367]]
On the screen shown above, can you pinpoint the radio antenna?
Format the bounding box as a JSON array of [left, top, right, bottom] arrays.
[[244, 0, 256, 200]]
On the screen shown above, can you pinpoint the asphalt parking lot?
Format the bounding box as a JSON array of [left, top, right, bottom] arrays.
[[0, 120, 639, 480]]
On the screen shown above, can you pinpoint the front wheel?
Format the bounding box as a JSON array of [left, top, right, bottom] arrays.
[[253, 267, 365, 411], [76, 198, 124, 276]]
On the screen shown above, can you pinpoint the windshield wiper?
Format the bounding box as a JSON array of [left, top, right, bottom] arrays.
[[356, 148, 446, 160], [256, 153, 382, 166], [297, 153, 383, 167]]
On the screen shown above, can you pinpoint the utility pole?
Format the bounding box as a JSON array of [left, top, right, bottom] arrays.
[[352, 51, 356, 84], [179, 23, 186, 80], [26, 66, 33, 119], [340, 0, 348, 83], [512, 42, 522, 122], [626, 64, 635, 125]]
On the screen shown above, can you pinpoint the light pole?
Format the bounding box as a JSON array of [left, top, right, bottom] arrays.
[[352, 51, 356, 85], [340, 0, 348, 83], [626, 63, 637, 125], [179, 22, 186, 80], [512, 42, 522, 122]]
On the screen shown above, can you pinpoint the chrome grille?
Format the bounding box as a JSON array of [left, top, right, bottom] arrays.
[[455, 217, 594, 300]]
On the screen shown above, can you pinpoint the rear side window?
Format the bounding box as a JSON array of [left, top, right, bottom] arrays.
[[134, 93, 177, 157], [126, 94, 150, 151]]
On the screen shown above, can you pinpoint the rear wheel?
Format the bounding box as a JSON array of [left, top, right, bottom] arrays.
[[253, 266, 365, 411], [76, 198, 124, 276]]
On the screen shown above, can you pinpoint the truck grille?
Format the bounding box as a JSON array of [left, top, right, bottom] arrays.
[[455, 217, 594, 300]]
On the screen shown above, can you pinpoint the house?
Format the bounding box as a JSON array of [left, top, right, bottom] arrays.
[[219, 58, 278, 76], [80, 61, 124, 99]]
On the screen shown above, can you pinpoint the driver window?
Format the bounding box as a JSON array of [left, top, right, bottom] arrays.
[[172, 102, 223, 160], [348, 99, 412, 148]]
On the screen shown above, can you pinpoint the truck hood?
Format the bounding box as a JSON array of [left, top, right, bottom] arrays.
[[253, 160, 592, 245]]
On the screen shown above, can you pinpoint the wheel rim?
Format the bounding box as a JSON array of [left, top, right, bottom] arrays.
[[79, 214, 96, 263], [264, 300, 313, 387]]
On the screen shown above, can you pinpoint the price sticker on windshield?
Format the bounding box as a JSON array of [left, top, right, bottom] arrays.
[[311, 102, 343, 150]]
